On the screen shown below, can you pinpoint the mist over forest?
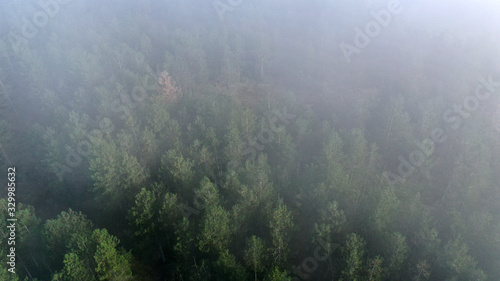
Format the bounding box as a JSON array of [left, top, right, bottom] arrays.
[[1, 0, 500, 280]]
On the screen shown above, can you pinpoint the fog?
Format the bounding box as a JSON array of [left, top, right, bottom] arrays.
[[1, 0, 499, 280]]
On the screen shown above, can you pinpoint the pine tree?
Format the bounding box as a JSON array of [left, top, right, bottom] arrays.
[[92, 229, 134, 280], [244, 235, 266, 281], [269, 198, 294, 268], [340, 233, 366, 281], [198, 204, 232, 254]]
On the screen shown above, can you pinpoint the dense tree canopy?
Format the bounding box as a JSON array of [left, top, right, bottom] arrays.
[[1, 0, 500, 280]]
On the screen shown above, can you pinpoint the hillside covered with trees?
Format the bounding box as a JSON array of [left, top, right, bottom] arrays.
[[1, 0, 500, 280]]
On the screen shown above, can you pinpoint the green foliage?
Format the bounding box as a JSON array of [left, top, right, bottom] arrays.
[[0, 199, 40, 246], [315, 126, 351, 211], [239, 154, 274, 210], [314, 200, 346, 245], [224, 121, 244, 170], [198, 204, 232, 254], [412, 260, 431, 281], [0, 200, 39, 280], [384, 232, 409, 275], [2, 2, 499, 280], [244, 235, 266, 280], [372, 188, 400, 233], [264, 266, 291, 281], [159, 191, 182, 229], [439, 236, 486, 281], [93, 229, 134, 280], [52, 253, 97, 281], [47, 212, 135, 280], [130, 188, 157, 237], [269, 198, 294, 268], [160, 149, 195, 192], [89, 137, 148, 207], [366, 256, 384, 281], [215, 249, 248, 281], [173, 217, 195, 261], [194, 177, 220, 209], [43, 209, 94, 263], [340, 233, 366, 281]]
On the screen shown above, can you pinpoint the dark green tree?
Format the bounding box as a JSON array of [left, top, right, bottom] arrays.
[[339, 233, 366, 281], [198, 204, 232, 254], [92, 229, 134, 280]]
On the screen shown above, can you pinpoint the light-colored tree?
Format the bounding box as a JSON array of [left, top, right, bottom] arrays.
[[157, 70, 180, 103], [244, 235, 266, 281]]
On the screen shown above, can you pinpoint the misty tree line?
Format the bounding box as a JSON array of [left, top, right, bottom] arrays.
[[0, 0, 499, 280]]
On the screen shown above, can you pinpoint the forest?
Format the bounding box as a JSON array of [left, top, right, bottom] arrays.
[[1, 0, 500, 280]]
